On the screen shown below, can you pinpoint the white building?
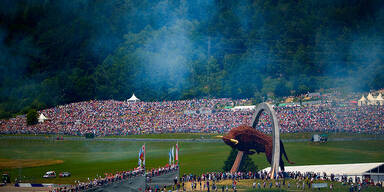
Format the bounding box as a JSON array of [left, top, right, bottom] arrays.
[[262, 162, 384, 183]]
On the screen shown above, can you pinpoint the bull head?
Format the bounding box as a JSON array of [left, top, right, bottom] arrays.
[[216, 135, 239, 146]]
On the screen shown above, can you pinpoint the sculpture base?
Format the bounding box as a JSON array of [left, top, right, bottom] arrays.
[[230, 151, 243, 173]]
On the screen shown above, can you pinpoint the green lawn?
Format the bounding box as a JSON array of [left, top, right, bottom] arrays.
[[0, 136, 383, 184], [2, 132, 381, 140]]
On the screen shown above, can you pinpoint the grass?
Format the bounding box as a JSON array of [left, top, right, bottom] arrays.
[[2, 132, 382, 140], [0, 159, 63, 169], [0, 135, 383, 184]]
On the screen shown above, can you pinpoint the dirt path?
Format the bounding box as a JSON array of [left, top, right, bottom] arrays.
[[0, 186, 49, 192]]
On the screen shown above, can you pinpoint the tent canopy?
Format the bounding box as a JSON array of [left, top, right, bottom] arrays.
[[231, 105, 256, 111], [359, 95, 366, 101], [38, 114, 48, 123], [367, 93, 375, 101], [127, 93, 140, 102], [376, 93, 384, 101]]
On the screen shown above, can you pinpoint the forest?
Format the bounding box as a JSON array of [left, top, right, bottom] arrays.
[[0, 0, 383, 118]]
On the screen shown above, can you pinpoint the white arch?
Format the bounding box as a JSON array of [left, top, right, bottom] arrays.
[[250, 102, 280, 178]]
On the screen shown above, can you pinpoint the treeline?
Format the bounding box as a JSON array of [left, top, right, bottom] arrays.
[[0, 0, 383, 118]]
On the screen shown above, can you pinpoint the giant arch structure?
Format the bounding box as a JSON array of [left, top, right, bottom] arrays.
[[230, 102, 281, 178]]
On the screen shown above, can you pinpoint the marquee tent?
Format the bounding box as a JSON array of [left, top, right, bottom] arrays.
[[367, 93, 375, 105], [231, 105, 256, 111], [127, 93, 140, 102], [358, 95, 366, 106], [376, 93, 384, 105], [38, 114, 48, 123]]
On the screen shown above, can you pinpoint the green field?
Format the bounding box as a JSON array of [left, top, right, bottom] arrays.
[[2, 132, 382, 140], [0, 135, 383, 184]]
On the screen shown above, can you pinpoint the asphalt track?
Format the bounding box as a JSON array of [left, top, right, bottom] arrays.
[[1, 135, 383, 143]]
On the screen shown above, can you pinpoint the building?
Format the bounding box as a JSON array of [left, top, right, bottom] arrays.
[[262, 162, 384, 183]]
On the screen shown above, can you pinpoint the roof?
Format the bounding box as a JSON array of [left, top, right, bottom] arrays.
[[231, 105, 256, 111], [127, 93, 140, 101], [39, 114, 47, 120], [38, 114, 48, 123], [376, 93, 384, 101], [367, 93, 375, 101], [359, 95, 366, 101], [262, 162, 384, 176]]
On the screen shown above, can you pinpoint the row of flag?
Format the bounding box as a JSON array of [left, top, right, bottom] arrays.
[[168, 143, 179, 165], [137, 143, 179, 168]]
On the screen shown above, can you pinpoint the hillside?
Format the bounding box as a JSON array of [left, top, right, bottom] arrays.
[[0, 0, 383, 118]]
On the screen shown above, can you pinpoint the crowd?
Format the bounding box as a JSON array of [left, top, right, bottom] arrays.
[[173, 170, 382, 192], [49, 167, 145, 192], [47, 166, 383, 192], [50, 165, 179, 192], [48, 167, 383, 192], [1, 94, 384, 136]]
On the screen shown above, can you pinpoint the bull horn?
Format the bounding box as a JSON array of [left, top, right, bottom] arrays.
[[230, 139, 239, 145], [216, 136, 223, 138]]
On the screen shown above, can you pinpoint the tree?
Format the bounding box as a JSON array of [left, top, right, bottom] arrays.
[[223, 148, 258, 172], [275, 80, 290, 97], [26, 109, 38, 125]]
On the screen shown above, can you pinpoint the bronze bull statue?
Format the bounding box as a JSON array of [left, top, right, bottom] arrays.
[[218, 125, 294, 171]]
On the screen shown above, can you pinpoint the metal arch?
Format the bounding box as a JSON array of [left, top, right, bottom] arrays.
[[250, 102, 280, 179]]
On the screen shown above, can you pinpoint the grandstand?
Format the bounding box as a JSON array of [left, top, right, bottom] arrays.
[[1, 92, 384, 136]]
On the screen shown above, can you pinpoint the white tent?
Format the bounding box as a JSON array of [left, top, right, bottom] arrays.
[[38, 113, 48, 123], [231, 105, 256, 111], [376, 93, 384, 105], [367, 93, 375, 105], [358, 95, 366, 106], [127, 93, 140, 102], [262, 162, 384, 183]]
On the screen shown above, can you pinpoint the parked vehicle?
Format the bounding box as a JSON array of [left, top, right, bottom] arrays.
[[59, 172, 71, 177], [1, 173, 10, 183], [43, 171, 56, 178]]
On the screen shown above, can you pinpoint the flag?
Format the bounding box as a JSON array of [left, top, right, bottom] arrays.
[[138, 147, 142, 167], [140, 144, 145, 167], [171, 146, 174, 164], [175, 143, 179, 162], [169, 148, 172, 165]]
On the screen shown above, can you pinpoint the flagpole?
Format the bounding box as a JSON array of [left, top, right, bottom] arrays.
[[172, 146, 174, 165], [144, 143, 146, 172], [176, 141, 179, 166]]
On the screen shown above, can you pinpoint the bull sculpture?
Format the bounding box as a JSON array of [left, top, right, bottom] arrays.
[[218, 125, 294, 171]]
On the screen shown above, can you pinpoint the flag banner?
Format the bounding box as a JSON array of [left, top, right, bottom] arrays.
[[171, 146, 175, 164], [138, 147, 142, 167], [169, 148, 172, 165], [140, 144, 145, 167], [176, 143, 179, 161]]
